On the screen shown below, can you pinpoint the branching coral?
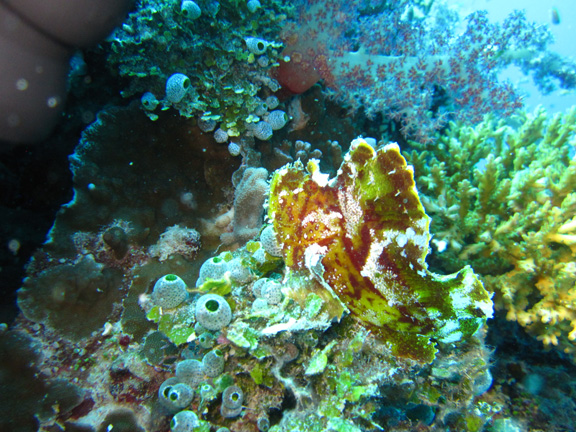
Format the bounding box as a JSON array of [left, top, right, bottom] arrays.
[[405, 106, 576, 357]]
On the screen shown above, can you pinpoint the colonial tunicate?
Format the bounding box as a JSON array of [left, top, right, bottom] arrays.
[[201, 349, 225, 377], [214, 128, 228, 143], [171, 410, 200, 432], [253, 120, 273, 140], [180, 0, 201, 19], [245, 37, 267, 55], [166, 73, 191, 103], [195, 294, 232, 330], [267, 110, 288, 130], [152, 274, 188, 309]]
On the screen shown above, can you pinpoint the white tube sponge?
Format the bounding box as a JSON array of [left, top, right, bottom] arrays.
[[166, 73, 191, 103]]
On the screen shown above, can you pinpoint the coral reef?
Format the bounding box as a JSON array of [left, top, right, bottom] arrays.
[[6, 131, 499, 431], [4, 0, 576, 431], [405, 106, 576, 358], [106, 0, 290, 137]]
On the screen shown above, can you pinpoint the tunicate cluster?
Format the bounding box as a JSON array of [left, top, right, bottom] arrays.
[[214, 128, 228, 143], [141, 92, 159, 111], [252, 278, 282, 305], [295, 139, 323, 161], [235, 96, 287, 141], [201, 349, 225, 377], [267, 110, 289, 130], [245, 37, 267, 55], [152, 274, 188, 309], [196, 254, 253, 287], [220, 385, 243, 418], [166, 73, 190, 103], [260, 225, 282, 257], [159, 378, 194, 412], [171, 410, 200, 432], [180, 0, 201, 19], [195, 294, 232, 330], [253, 120, 273, 140]]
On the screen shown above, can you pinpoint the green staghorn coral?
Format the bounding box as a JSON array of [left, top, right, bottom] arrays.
[[405, 106, 576, 357], [268, 138, 493, 364]]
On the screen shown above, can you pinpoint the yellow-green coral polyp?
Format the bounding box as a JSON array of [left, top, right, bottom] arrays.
[[269, 139, 493, 363]]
